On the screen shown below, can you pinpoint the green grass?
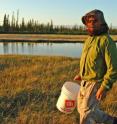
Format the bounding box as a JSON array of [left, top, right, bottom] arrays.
[[0, 55, 116, 124]]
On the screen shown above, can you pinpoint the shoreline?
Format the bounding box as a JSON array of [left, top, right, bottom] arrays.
[[0, 34, 86, 43], [0, 34, 117, 42], [0, 39, 84, 43]]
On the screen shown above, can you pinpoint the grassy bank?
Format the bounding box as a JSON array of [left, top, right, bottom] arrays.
[[0, 55, 117, 124], [0, 34, 117, 42], [0, 34, 87, 42]]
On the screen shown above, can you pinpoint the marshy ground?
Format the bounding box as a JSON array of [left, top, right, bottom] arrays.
[[0, 55, 116, 124]]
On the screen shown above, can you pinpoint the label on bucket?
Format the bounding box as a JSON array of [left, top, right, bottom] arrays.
[[65, 100, 75, 108]]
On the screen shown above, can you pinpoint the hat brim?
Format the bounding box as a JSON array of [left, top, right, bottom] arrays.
[[82, 16, 86, 25]]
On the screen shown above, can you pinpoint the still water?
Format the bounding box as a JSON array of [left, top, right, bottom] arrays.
[[0, 42, 83, 58]]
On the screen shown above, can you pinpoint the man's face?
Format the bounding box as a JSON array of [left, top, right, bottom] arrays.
[[85, 14, 102, 33]]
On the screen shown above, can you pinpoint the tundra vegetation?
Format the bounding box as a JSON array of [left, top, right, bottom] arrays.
[[0, 55, 116, 124]]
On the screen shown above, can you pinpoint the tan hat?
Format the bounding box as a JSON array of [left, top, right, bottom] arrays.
[[82, 9, 107, 25]]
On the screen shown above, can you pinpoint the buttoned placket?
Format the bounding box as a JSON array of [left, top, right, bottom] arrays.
[[81, 37, 95, 76]]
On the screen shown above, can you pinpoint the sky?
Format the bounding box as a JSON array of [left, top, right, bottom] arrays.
[[0, 0, 117, 27]]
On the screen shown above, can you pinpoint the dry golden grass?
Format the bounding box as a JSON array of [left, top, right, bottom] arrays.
[[0, 34, 87, 42], [0, 34, 117, 42], [0, 55, 116, 124]]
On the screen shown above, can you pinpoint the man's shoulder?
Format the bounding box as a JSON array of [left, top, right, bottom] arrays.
[[85, 34, 114, 45], [98, 34, 114, 45], [99, 34, 109, 40], [98, 34, 116, 51]]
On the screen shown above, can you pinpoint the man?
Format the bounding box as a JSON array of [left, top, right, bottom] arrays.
[[74, 9, 117, 124]]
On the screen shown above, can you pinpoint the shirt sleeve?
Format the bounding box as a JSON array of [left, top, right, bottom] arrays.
[[100, 38, 117, 90]]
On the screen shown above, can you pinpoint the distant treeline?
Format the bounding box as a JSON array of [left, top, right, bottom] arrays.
[[0, 12, 117, 34]]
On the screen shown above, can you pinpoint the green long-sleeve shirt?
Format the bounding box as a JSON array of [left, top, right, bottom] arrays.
[[80, 33, 117, 90]]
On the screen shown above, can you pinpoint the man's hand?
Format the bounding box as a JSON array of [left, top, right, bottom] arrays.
[[96, 87, 107, 101], [74, 75, 81, 81]]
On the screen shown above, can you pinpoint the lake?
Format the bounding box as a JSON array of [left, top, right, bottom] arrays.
[[0, 42, 83, 58]]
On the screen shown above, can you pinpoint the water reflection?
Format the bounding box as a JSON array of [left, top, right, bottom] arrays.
[[0, 42, 83, 57]]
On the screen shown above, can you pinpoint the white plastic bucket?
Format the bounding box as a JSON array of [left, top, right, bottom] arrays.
[[56, 81, 80, 114]]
